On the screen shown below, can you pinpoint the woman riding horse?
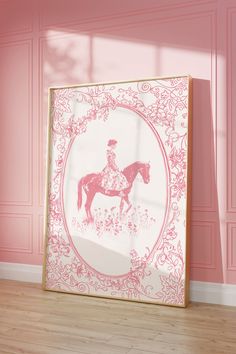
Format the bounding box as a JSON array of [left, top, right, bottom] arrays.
[[101, 139, 129, 193], [77, 140, 150, 222]]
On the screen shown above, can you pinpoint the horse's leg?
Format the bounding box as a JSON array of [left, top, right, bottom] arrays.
[[119, 197, 125, 216], [124, 195, 132, 213], [85, 190, 96, 223], [83, 192, 90, 222]]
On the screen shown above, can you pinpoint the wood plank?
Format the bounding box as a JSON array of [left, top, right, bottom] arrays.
[[0, 280, 236, 354], [0, 337, 86, 354]]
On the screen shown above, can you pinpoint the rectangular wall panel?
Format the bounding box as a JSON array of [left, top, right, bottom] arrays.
[[0, 40, 32, 205], [227, 10, 236, 212], [0, 0, 33, 36], [191, 221, 216, 269], [0, 214, 32, 253], [227, 223, 236, 271], [38, 215, 44, 255]]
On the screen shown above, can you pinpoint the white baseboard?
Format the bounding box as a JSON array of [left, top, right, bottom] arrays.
[[190, 280, 236, 307], [0, 262, 43, 283], [0, 262, 236, 306]]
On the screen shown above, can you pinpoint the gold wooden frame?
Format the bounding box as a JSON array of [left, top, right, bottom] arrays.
[[42, 75, 192, 308]]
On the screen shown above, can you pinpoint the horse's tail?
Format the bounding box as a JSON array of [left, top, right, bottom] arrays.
[[77, 178, 84, 210]]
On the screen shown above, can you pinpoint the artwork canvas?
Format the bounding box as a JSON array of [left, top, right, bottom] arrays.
[[43, 75, 192, 307]]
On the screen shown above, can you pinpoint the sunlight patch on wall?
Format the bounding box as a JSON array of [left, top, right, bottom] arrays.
[[93, 36, 157, 82], [160, 46, 211, 78], [45, 30, 91, 84], [45, 30, 158, 84]]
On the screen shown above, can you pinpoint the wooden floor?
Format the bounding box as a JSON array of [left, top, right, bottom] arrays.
[[0, 280, 236, 354]]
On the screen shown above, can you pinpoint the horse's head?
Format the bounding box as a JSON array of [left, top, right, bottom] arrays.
[[122, 161, 150, 185], [139, 162, 150, 184]]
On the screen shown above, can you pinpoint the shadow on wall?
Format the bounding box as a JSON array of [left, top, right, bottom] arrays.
[[191, 79, 223, 283]]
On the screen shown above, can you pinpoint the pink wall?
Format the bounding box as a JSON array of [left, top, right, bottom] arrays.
[[0, 0, 235, 284]]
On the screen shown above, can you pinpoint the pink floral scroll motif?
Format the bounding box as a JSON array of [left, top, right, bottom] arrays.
[[45, 77, 189, 306]]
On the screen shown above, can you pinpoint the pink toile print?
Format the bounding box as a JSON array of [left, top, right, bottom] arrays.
[[43, 76, 192, 307]]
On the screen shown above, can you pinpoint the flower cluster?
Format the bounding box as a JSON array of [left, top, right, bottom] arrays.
[[72, 206, 156, 238]]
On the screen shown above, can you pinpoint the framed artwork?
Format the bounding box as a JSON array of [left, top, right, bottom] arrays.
[[43, 75, 192, 307]]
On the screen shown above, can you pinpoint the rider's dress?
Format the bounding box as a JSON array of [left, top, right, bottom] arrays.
[[101, 149, 129, 191]]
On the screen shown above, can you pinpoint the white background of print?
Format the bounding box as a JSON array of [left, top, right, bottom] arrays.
[[63, 106, 168, 275]]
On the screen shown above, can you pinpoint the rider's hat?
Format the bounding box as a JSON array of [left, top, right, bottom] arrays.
[[108, 139, 117, 146]]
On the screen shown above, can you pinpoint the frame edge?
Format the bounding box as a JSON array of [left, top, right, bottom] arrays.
[[47, 74, 191, 91], [42, 75, 193, 308], [184, 75, 193, 307], [42, 88, 53, 291]]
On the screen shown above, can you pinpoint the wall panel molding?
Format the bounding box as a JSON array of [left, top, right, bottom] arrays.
[[39, 0, 217, 32], [38, 36, 48, 207], [38, 214, 44, 255], [191, 11, 217, 212], [0, 213, 33, 254], [227, 222, 236, 271], [227, 8, 236, 212], [0, 1, 33, 37], [0, 39, 33, 207], [191, 221, 216, 269]]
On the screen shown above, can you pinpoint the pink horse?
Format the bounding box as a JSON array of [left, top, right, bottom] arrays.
[[77, 161, 150, 222]]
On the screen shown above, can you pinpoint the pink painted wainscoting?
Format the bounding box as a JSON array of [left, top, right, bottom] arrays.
[[0, 0, 235, 284]]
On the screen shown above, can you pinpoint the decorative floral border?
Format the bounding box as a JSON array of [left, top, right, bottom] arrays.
[[45, 77, 189, 306]]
